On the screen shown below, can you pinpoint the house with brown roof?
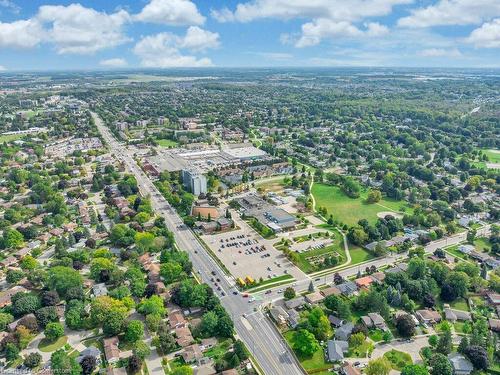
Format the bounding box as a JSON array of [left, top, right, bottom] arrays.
[[340, 362, 362, 375], [321, 286, 341, 297], [305, 291, 325, 304], [181, 344, 203, 363], [175, 326, 194, 347], [371, 272, 386, 284], [0, 257, 18, 268], [416, 309, 442, 325], [355, 276, 375, 289], [0, 286, 27, 307], [168, 310, 187, 330], [103, 337, 120, 364]]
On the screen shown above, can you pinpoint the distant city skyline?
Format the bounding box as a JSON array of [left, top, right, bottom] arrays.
[[0, 0, 499, 71]]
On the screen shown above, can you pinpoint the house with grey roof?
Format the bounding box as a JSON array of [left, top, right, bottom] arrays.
[[285, 296, 306, 310], [444, 308, 471, 323], [448, 353, 473, 375], [327, 340, 349, 362], [335, 322, 354, 341], [328, 315, 344, 328], [287, 309, 300, 328], [337, 281, 358, 296]]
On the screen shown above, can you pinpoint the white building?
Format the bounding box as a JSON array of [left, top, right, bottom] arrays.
[[182, 169, 207, 196]]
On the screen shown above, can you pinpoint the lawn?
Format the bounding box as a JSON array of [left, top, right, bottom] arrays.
[[254, 176, 288, 192], [482, 149, 500, 164], [156, 138, 178, 148], [384, 350, 412, 370], [474, 237, 492, 252], [283, 331, 331, 373], [204, 339, 232, 360], [0, 133, 25, 143], [245, 274, 294, 292], [450, 298, 469, 311], [38, 336, 68, 352], [312, 183, 411, 226], [444, 245, 469, 261], [349, 245, 376, 265]]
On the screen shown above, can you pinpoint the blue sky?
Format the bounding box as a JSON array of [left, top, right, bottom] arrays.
[[0, 0, 499, 71]]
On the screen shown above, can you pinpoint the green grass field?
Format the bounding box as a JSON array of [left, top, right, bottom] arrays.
[[474, 237, 492, 252], [482, 149, 500, 163], [38, 336, 68, 352], [0, 134, 25, 143], [312, 183, 411, 226], [156, 139, 179, 148]]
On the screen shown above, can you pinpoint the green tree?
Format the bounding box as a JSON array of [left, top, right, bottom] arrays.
[[3, 228, 24, 249], [284, 287, 296, 300], [133, 340, 151, 360], [366, 357, 392, 375], [44, 322, 64, 341], [138, 295, 166, 316], [429, 353, 453, 375], [292, 329, 320, 357], [436, 328, 452, 355], [5, 343, 19, 361], [48, 266, 83, 298], [24, 352, 42, 369], [125, 320, 144, 343], [51, 349, 82, 375]]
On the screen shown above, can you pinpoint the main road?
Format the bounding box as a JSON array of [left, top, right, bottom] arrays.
[[92, 112, 305, 375]]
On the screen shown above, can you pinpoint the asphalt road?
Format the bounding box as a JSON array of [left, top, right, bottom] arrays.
[[92, 112, 305, 375]]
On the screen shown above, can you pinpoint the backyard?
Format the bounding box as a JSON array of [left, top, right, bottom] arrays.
[[312, 183, 411, 226], [283, 331, 332, 374]]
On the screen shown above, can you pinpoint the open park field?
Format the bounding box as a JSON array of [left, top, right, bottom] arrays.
[[156, 138, 179, 148], [312, 183, 411, 226]]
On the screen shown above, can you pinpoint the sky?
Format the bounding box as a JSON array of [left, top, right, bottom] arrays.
[[0, 0, 499, 71]]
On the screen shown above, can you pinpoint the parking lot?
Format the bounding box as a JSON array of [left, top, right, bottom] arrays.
[[200, 218, 306, 282]]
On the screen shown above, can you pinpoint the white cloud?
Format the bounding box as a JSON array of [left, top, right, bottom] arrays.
[[179, 26, 220, 51], [133, 29, 218, 68], [37, 4, 131, 54], [0, 3, 131, 54], [0, 19, 43, 48], [135, 0, 205, 26], [100, 58, 128, 67], [398, 0, 500, 28], [212, 0, 411, 23], [295, 19, 390, 47], [466, 18, 500, 48], [419, 48, 463, 57], [213, 0, 406, 47], [0, 65, 6, 71], [365, 22, 389, 37]]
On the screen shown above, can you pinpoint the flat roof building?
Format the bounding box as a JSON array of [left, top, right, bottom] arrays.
[[182, 169, 207, 196]]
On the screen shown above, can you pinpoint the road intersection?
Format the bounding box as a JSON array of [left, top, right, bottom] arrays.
[[93, 111, 493, 375]]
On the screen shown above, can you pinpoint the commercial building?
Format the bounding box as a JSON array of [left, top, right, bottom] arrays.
[[182, 169, 208, 196]]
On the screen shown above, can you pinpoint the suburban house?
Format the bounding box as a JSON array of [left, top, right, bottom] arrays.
[[181, 344, 203, 364], [488, 318, 500, 332], [269, 306, 289, 326], [284, 296, 305, 310], [340, 362, 362, 375], [326, 340, 349, 362], [448, 353, 474, 375], [328, 315, 344, 328], [361, 313, 388, 331], [416, 309, 442, 325], [355, 276, 375, 290], [321, 286, 341, 297], [305, 291, 325, 304], [444, 308, 471, 323], [103, 337, 120, 364], [335, 322, 354, 341], [336, 281, 358, 296]]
